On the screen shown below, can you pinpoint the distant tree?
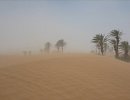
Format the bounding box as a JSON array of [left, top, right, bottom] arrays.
[[129, 45, 130, 55], [104, 43, 109, 54], [110, 39, 117, 55], [44, 42, 51, 53], [92, 34, 107, 55], [95, 43, 100, 55], [120, 41, 130, 58], [109, 30, 122, 58], [55, 39, 66, 53], [107, 45, 114, 55], [40, 49, 43, 55], [28, 50, 31, 56], [23, 51, 27, 56], [55, 42, 60, 52]]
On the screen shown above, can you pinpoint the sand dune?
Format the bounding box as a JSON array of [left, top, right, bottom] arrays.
[[0, 54, 130, 100]]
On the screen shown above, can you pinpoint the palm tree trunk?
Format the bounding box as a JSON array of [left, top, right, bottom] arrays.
[[100, 43, 104, 55], [57, 47, 59, 52], [116, 44, 119, 58], [62, 47, 63, 53], [113, 45, 118, 58], [101, 45, 104, 55], [115, 51, 119, 58], [116, 37, 119, 58], [124, 50, 129, 58]]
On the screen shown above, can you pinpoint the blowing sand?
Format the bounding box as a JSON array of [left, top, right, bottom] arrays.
[[0, 54, 130, 100]]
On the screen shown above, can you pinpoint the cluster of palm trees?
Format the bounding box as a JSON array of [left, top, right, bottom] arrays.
[[40, 39, 66, 55], [23, 39, 66, 56], [92, 29, 130, 59], [23, 50, 31, 56]]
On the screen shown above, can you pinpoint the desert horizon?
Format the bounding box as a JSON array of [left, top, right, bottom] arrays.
[[0, 0, 130, 100]]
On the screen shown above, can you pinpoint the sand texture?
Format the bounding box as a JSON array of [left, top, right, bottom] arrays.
[[0, 54, 130, 100]]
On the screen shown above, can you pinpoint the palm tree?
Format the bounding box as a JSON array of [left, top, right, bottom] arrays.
[[110, 39, 117, 55], [129, 45, 130, 55], [92, 34, 107, 55], [104, 43, 108, 54], [109, 30, 122, 58], [55, 39, 66, 53], [44, 42, 51, 53], [60, 40, 66, 53], [95, 43, 100, 55], [55, 41, 60, 52], [120, 41, 130, 58]]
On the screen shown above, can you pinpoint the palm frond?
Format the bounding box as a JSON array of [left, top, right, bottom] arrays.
[[110, 30, 122, 37]]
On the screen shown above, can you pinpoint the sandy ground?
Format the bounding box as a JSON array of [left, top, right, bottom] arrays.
[[0, 54, 130, 100]]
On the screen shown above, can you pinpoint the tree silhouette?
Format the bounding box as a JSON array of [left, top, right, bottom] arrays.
[[109, 30, 122, 58], [28, 50, 31, 56], [104, 43, 108, 54], [95, 43, 100, 55], [23, 51, 27, 56], [120, 41, 130, 58], [92, 34, 107, 55], [44, 42, 51, 54], [55, 39, 66, 53], [55, 43, 60, 52], [40, 49, 43, 55]]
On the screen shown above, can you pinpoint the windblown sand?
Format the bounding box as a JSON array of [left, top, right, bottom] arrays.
[[0, 54, 130, 100]]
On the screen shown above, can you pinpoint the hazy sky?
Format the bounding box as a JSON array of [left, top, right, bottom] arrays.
[[0, 0, 130, 54]]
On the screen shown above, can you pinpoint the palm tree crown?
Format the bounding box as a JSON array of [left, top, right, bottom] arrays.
[[55, 39, 66, 53], [110, 30, 122, 58], [92, 34, 107, 55]]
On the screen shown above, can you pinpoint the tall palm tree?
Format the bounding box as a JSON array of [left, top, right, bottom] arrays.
[[55, 39, 66, 53], [44, 42, 51, 53], [92, 34, 107, 55], [109, 30, 122, 58], [120, 41, 130, 58]]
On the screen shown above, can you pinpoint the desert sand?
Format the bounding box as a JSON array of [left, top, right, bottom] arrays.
[[0, 54, 130, 100]]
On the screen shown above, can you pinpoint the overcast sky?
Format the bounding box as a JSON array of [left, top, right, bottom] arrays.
[[0, 0, 130, 54]]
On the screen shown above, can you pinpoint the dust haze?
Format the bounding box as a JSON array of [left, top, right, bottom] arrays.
[[0, 1, 130, 100]]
